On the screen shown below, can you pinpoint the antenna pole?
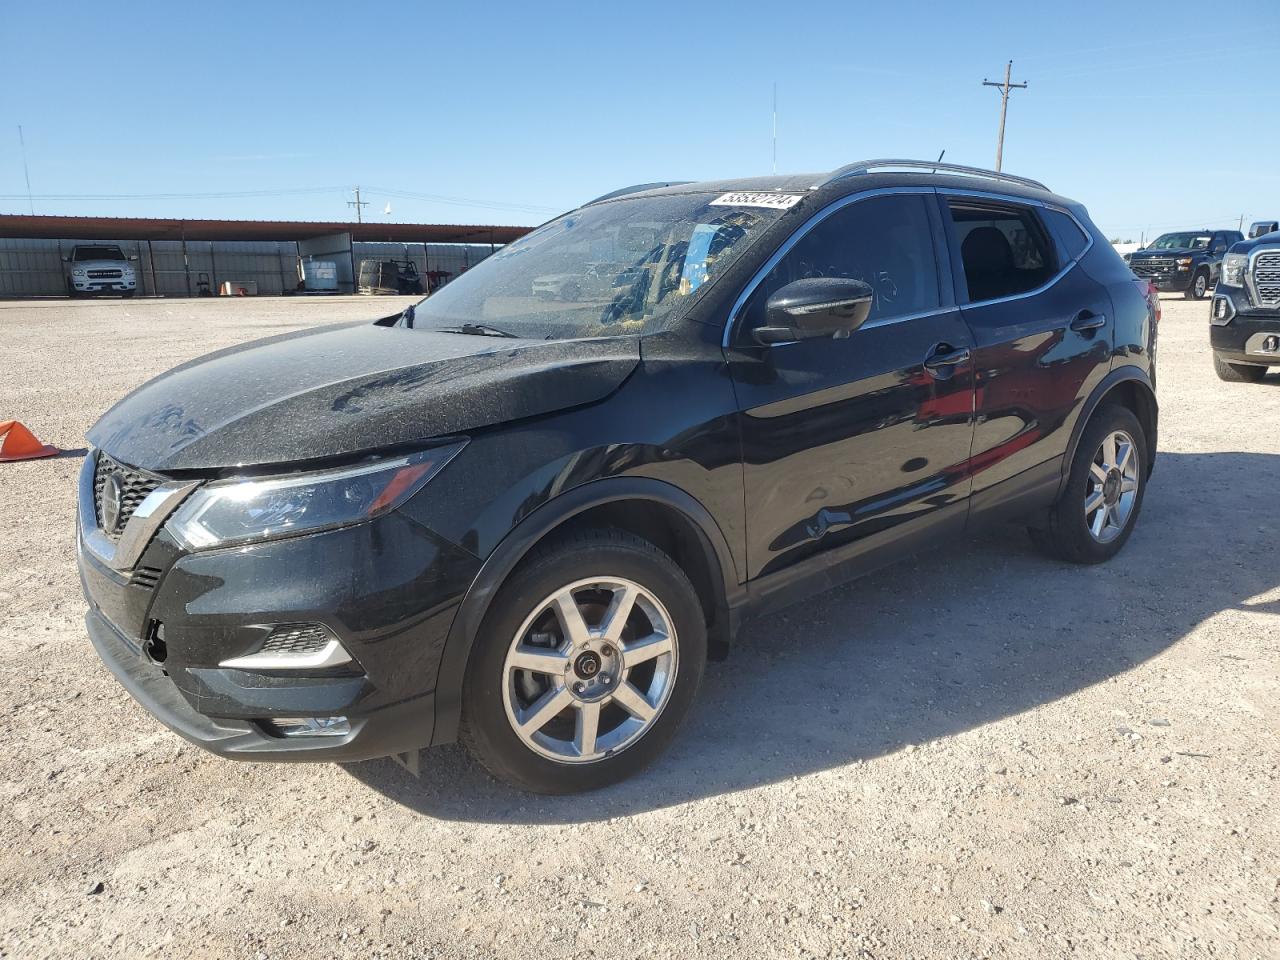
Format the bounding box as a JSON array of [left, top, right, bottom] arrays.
[[982, 61, 1028, 172], [17, 126, 34, 215], [771, 82, 777, 175]]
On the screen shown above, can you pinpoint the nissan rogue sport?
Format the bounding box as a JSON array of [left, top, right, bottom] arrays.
[[78, 160, 1159, 793]]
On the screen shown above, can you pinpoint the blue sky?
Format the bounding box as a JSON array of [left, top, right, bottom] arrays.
[[2, 0, 1277, 241]]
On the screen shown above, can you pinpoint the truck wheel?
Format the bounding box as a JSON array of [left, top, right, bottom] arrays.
[[1185, 270, 1209, 300], [1028, 404, 1147, 564], [459, 528, 707, 793], [1213, 352, 1267, 383]]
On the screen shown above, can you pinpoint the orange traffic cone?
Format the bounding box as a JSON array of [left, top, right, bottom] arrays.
[[0, 420, 61, 462]]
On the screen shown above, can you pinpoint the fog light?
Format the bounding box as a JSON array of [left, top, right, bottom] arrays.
[[267, 716, 350, 738], [1266, 336, 1279, 353]]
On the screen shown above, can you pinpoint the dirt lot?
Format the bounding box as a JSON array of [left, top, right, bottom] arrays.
[[0, 295, 1276, 960]]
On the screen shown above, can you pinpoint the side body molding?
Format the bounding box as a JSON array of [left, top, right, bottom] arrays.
[[430, 476, 744, 746]]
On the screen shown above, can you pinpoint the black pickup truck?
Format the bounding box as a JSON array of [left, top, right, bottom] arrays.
[[1128, 229, 1243, 300], [1211, 231, 1280, 381]]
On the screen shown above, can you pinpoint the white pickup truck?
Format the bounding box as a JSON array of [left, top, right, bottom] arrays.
[[64, 244, 138, 298]]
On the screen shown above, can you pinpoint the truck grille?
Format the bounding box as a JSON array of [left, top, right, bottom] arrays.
[[1253, 251, 1280, 307], [93, 453, 163, 539], [1130, 257, 1175, 279], [87, 269, 123, 279]]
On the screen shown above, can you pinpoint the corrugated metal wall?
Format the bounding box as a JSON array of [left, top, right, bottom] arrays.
[[0, 238, 496, 297]]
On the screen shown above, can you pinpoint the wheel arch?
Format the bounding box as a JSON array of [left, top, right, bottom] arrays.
[[1058, 366, 1158, 499], [430, 477, 743, 746]]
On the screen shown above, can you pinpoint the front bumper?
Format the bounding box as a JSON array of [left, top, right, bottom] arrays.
[[87, 608, 436, 761], [1210, 288, 1280, 365], [78, 455, 482, 762], [1142, 272, 1193, 292]]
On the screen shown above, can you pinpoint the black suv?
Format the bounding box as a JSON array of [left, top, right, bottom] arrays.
[[1128, 229, 1242, 300], [1211, 229, 1280, 381], [79, 160, 1159, 793]]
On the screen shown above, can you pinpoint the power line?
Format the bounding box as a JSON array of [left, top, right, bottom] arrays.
[[982, 60, 1028, 172]]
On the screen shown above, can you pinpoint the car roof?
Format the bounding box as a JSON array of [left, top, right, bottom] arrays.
[[586, 159, 1076, 210]]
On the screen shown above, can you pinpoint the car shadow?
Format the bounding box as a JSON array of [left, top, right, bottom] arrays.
[[344, 451, 1279, 822]]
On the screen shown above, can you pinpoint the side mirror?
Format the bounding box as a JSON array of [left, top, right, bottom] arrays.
[[754, 278, 875, 345]]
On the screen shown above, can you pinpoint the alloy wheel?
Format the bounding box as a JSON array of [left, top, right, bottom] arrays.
[[1084, 429, 1140, 543], [501, 577, 678, 763]]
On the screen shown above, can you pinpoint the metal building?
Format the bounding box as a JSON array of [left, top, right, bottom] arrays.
[[0, 215, 531, 297]]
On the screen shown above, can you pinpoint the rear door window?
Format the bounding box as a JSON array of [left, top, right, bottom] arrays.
[[946, 200, 1057, 304]]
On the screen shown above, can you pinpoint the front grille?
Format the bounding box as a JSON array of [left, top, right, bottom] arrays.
[[1130, 257, 1175, 279], [93, 453, 163, 540], [87, 269, 123, 279], [1252, 251, 1280, 306], [129, 566, 162, 589], [260, 624, 335, 656]]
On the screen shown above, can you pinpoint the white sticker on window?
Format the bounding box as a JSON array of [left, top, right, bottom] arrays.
[[709, 192, 803, 210]]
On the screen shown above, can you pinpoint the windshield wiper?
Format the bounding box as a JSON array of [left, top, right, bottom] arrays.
[[433, 323, 519, 339]]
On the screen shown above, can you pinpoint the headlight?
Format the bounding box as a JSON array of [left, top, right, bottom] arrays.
[[167, 443, 465, 549], [1221, 253, 1248, 288], [1176, 257, 1193, 270], [72, 268, 86, 277]]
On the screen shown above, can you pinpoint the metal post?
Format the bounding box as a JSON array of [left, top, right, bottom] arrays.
[[146, 240, 158, 297], [180, 224, 192, 298]]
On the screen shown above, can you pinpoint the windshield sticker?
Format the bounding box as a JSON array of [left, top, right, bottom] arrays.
[[709, 192, 803, 210]]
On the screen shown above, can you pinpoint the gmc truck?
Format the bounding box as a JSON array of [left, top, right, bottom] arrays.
[[1211, 232, 1280, 382], [1128, 229, 1242, 300]]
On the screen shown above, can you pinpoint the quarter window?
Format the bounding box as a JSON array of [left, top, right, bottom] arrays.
[[1043, 209, 1090, 263], [741, 194, 941, 334], [948, 200, 1056, 303]]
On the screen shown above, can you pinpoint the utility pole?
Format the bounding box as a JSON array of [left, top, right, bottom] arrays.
[[347, 186, 368, 224], [982, 61, 1028, 172]]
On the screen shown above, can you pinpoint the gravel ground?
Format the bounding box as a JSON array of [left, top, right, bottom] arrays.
[[0, 295, 1276, 960]]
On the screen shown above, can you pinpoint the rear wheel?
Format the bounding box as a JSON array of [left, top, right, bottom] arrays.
[[1213, 352, 1267, 382], [459, 528, 706, 793], [1029, 405, 1147, 564], [1185, 270, 1209, 300]]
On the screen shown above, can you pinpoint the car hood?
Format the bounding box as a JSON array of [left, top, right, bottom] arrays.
[[1130, 248, 1199, 258], [88, 322, 640, 472], [72, 260, 132, 270]]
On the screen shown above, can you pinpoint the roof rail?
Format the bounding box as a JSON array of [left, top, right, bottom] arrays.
[[586, 181, 694, 205], [816, 159, 1048, 192]]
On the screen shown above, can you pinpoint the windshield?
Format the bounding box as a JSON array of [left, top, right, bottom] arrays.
[[408, 192, 792, 339], [1148, 233, 1210, 250], [73, 246, 126, 261]]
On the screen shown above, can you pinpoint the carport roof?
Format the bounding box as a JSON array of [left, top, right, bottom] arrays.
[[0, 214, 532, 244]]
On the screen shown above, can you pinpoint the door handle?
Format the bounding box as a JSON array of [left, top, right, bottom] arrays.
[[923, 344, 971, 372], [1070, 310, 1107, 332]]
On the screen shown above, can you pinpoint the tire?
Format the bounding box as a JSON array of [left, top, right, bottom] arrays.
[[1185, 270, 1209, 300], [1028, 404, 1148, 564], [1213, 352, 1267, 383], [560, 281, 581, 302], [459, 527, 707, 793]]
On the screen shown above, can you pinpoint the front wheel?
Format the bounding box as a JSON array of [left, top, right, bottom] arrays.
[[460, 528, 706, 793], [1028, 405, 1147, 564], [1185, 270, 1209, 300], [1213, 352, 1267, 383]]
